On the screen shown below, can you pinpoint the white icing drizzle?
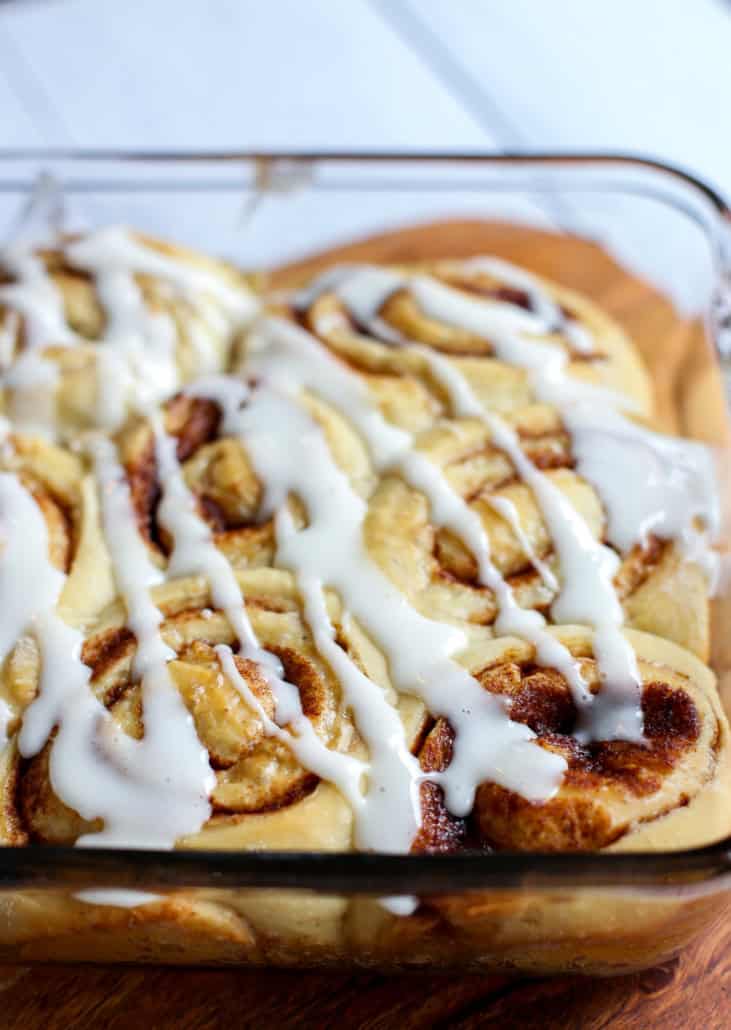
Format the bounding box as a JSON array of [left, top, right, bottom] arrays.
[[0, 248, 73, 438], [3, 351, 60, 440], [65, 231, 257, 424], [153, 409, 421, 851], [457, 256, 595, 354], [194, 374, 565, 818], [293, 263, 718, 743], [67, 228, 256, 320], [0, 698, 12, 750], [409, 275, 630, 409], [417, 344, 643, 741], [215, 643, 370, 834], [0, 468, 213, 848], [0, 227, 257, 436], [66, 236, 184, 428], [0, 247, 76, 349], [243, 318, 596, 720], [244, 317, 410, 467], [74, 436, 215, 846], [0, 472, 64, 668], [153, 414, 287, 690], [487, 495, 558, 593], [282, 524, 423, 851], [0, 311, 19, 371], [564, 404, 720, 579], [67, 228, 256, 429], [294, 270, 642, 735]]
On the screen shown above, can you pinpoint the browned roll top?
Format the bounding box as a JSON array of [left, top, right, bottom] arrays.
[[411, 644, 724, 854], [14, 585, 358, 845]]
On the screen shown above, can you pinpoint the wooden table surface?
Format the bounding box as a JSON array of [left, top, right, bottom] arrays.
[[5, 222, 730, 1027]]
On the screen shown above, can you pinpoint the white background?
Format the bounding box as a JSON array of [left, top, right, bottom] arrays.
[[0, 0, 728, 187], [0, 0, 729, 307]]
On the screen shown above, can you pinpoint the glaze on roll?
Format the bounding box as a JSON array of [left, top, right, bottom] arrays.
[[0, 233, 727, 938], [0, 228, 257, 438]]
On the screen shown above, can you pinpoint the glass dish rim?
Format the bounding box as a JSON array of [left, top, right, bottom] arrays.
[[0, 148, 729, 223], [1, 147, 730, 896]]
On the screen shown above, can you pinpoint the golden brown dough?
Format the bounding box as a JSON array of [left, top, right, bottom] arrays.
[[0, 231, 727, 972]]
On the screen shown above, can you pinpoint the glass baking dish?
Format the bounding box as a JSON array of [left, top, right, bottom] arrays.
[[1, 151, 730, 974]]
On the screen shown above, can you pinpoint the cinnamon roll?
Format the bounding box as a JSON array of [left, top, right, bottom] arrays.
[[0, 228, 257, 439], [469, 627, 729, 853], [288, 256, 652, 418], [14, 571, 361, 849], [281, 261, 716, 661]]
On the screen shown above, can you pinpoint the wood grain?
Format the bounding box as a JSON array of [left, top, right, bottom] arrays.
[[5, 221, 729, 1027]]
